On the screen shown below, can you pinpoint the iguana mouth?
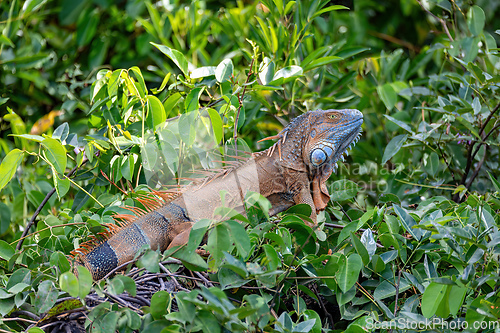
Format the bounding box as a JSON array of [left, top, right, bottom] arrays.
[[332, 118, 363, 168]]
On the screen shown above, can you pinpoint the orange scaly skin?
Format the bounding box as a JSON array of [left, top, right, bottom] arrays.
[[72, 109, 363, 280]]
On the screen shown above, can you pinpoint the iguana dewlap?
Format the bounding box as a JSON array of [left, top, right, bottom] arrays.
[[71, 109, 363, 280]]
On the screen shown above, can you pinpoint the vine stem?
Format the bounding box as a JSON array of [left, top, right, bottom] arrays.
[[16, 157, 88, 250], [453, 102, 500, 202], [233, 57, 255, 154]]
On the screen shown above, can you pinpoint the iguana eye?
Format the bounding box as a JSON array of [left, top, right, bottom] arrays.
[[310, 148, 327, 166], [329, 114, 338, 119]]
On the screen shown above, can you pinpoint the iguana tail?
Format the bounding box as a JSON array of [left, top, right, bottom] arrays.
[[70, 193, 192, 280]]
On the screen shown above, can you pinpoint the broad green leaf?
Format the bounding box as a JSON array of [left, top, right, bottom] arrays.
[[76, 266, 92, 299], [59, 272, 79, 298], [382, 134, 407, 164], [129, 66, 147, 98], [191, 66, 216, 79], [42, 137, 67, 175], [309, 5, 349, 20], [488, 172, 500, 193], [262, 244, 280, 271], [227, 220, 251, 259], [336, 253, 362, 293], [53, 171, 70, 199], [151, 42, 189, 77], [0, 240, 14, 261], [215, 58, 234, 83], [360, 229, 376, 258], [269, 66, 303, 85], [146, 95, 166, 129], [421, 282, 447, 318], [329, 179, 360, 201], [350, 232, 369, 265], [303, 56, 342, 72], [101, 312, 119, 332], [384, 115, 413, 133], [218, 267, 248, 290], [185, 87, 204, 113], [259, 57, 275, 85], [52, 123, 69, 142], [35, 280, 58, 314], [137, 250, 160, 273], [448, 285, 467, 316], [393, 204, 421, 241], [206, 108, 224, 144], [468, 5, 485, 36], [425, 152, 439, 177], [151, 290, 171, 320], [377, 83, 397, 110], [206, 224, 231, 272], [0, 149, 24, 191]]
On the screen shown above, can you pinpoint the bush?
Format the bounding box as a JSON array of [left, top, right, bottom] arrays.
[[0, 0, 499, 332]]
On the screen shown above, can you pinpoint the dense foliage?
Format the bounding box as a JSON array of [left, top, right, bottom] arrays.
[[1, 0, 500, 332]]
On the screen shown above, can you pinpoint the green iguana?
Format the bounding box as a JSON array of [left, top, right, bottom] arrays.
[[71, 109, 363, 280]]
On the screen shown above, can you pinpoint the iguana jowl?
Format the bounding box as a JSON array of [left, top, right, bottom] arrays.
[[72, 109, 363, 280]]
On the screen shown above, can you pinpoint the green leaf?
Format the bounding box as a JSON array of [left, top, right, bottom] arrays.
[[215, 58, 234, 83], [269, 66, 303, 85], [384, 115, 413, 133], [393, 204, 421, 241], [0, 240, 15, 261], [350, 232, 369, 265], [425, 152, 439, 177], [42, 137, 67, 175], [137, 250, 160, 273], [206, 224, 231, 272], [336, 253, 362, 293], [309, 5, 349, 20], [151, 290, 171, 320], [226, 220, 251, 259], [76, 266, 92, 299], [185, 87, 204, 113], [421, 282, 448, 318], [59, 272, 79, 298], [0, 149, 24, 191], [206, 108, 224, 144], [151, 42, 189, 77], [468, 5, 485, 36], [303, 56, 342, 72], [191, 66, 216, 79], [329, 179, 360, 201], [377, 83, 397, 110], [52, 123, 69, 142], [488, 172, 500, 193], [129, 66, 147, 98], [382, 134, 408, 164], [146, 95, 166, 129], [259, 57, 275, 85], [448, 285, 466, 316], [35, 280, 58, 314]]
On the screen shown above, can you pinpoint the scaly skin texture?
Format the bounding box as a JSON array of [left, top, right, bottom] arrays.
[[72, 109, 363, 280]]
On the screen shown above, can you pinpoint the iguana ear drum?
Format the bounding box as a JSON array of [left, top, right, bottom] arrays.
[[310, 148, 327, 166]]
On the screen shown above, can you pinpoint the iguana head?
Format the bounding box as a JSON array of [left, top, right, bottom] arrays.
[[305, 109, 363, 210], [260, 109, 363, 211], [306, 109, 363, 170]]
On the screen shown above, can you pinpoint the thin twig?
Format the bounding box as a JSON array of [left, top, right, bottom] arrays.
[[466, 146, 488, 188], [415, 0, 454, 42], [16, 157, 88, 250], [393, 269, 402, 317]]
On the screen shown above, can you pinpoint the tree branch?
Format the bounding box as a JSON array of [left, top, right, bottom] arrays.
[[16, 157, 88, 250]]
